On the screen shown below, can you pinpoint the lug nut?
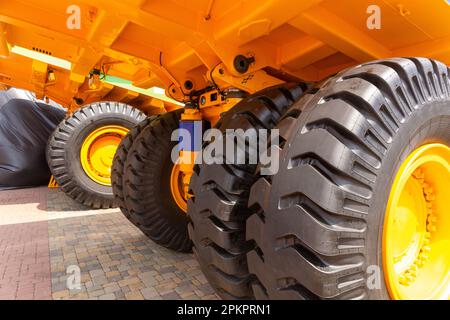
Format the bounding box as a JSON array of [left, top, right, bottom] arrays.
[[427, 215, 437, 224], [426, 194, 435, 201], [399, 274, 409, 286], [415, 259, 424, 267], [420, 252, 429, 261], [421, 246, 431, 253], [405, 273, 415, 283], [424, 187, 434, 196], [413, 169, 424, 179]]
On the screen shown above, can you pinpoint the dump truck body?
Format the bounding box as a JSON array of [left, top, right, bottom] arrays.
[[0, 0, 449, 300], [1, 0, 450, 103]]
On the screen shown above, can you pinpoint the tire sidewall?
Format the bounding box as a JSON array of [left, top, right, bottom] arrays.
[[370, 101, 450, 299]]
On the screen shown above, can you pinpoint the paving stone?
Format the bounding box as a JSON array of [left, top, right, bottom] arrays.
[[138, 271, 158, 286], [86, 286, 103, 294], [175, 284, 195, 295], [89, 269, 105, 278], [118, 277, 141, 287], [162, 292, 181, 300], [52, 290, 69, 299], [114, 291, 125, 300], [140, 287, 159, 299], [160, 266, 177, 273], [88, 289, 105, 298], [98, 293, 116, 300], [121, 286, 131, 294], [0, 187, 219, 300], [52, 281, 68, 292], [125, 291, 144, 300], [105, 271, 120, 278], [92, 275, 108, 286], [107, 275, 122, 282], [103, 283, 121, 294], [198, 284, 215, 295]]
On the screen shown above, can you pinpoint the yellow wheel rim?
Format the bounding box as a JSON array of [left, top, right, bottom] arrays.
[[170, 164, 188, 213], [80, 125, 128, 186], [383, 143, 450, 299]]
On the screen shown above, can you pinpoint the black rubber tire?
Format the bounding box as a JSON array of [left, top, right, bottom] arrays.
[[123, 109, 192, 252], [47, 102, 146, 209], [188, 84, 306, 299], [246, 58, 450, 299], [111, 116, 157, 218]]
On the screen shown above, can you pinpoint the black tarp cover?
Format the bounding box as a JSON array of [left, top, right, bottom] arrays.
[[0, 94, 65, 189]]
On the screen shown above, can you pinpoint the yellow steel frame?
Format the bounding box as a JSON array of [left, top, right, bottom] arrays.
[[1, 0, 449, 114]]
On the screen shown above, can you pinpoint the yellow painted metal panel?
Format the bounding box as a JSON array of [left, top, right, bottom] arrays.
[[0, 0, 449, 108]]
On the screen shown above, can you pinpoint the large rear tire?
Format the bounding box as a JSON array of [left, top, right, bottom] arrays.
[[188, 84, 305, 299], [47, 102, 145, 209], [247, 58, 450, 299], [111, 117, 154, 218], [123, 109, 192, 252]]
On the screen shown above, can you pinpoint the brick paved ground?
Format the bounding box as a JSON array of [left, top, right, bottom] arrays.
[[0, 187, 218, 300], [0, 221, 51, 300]]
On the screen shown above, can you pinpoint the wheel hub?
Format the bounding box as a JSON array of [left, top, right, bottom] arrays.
[[170, 163, 189, 213], [383, 144, 450, 299], [80, 125, 128, 186]]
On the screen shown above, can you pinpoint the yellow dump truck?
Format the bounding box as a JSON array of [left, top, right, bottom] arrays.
[[0, 0, 449, 300], [0, 21, 181, 209]]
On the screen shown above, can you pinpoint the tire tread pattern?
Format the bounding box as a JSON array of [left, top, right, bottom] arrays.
[[247, 58, 450, 299], [188, 84, 306, 299]]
